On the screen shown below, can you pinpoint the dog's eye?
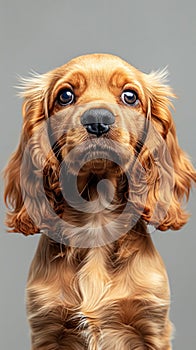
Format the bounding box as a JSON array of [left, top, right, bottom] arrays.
[[121, 90, 139, 106], [57, 89, 75, 106]]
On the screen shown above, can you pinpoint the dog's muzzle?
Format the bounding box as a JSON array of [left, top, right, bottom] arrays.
[[81, 108, 115, 137]]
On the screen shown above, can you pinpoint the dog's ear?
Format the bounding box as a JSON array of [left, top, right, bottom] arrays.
[[142, 71, 196, 230], [4, 72, 52, 235], [159, 117, 196, 230]]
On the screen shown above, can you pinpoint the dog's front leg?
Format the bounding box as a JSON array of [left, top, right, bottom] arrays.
[[97, 298, 172, 350]]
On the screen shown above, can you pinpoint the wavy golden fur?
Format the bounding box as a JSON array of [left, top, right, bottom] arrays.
[[4, 54, 196, 349]]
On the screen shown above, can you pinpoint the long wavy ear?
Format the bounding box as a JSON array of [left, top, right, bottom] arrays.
[[142, 70, 196, 230], [4, 72, 52, 235], [159, 117, 196, 230]]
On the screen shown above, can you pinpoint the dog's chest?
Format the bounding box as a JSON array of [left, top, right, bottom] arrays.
[[64, 248, 132, 319]]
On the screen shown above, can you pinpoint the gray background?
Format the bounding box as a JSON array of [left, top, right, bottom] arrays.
[[0, 0, 195, 349]]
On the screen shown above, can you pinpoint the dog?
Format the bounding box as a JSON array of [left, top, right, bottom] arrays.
[[4, 54, 196, 349]]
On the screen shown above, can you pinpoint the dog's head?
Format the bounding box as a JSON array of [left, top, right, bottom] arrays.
[[4, 54, 196, 245]]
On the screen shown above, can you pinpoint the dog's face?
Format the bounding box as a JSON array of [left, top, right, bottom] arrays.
[[4, 54, 196, 246], [46, 55, 169, 175], [43, 55, 151, 177]]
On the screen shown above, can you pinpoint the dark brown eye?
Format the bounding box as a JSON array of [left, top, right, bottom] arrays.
[[121, 90, 139, 106], [57, 89, 75, 106]]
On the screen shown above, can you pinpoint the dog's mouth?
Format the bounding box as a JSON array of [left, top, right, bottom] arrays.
[[55, 136, 134, 176]]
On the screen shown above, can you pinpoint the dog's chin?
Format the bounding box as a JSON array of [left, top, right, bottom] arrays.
[[80, 159, 123, 176], [65, 158, 122, 177]]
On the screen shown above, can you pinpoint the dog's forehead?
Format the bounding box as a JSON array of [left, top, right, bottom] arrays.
[[65, 53, 132, 71], [55, 54, 143, 89]]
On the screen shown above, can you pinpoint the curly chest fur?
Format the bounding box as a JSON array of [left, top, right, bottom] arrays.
[[26, 231, 171, 349]]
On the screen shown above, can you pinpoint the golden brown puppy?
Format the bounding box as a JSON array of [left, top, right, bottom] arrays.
[[4, 54, 196, 349]]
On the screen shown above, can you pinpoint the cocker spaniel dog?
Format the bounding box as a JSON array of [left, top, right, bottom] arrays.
[[4, 54, 196, 349]]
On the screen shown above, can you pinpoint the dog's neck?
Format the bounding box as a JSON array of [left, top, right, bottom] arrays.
[[77, 172, 127, 202], [43, 163, 145, 247], [50, 171, 140, 248]]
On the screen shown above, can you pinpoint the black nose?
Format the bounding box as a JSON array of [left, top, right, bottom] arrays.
[[81, 108, 115, 137]]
